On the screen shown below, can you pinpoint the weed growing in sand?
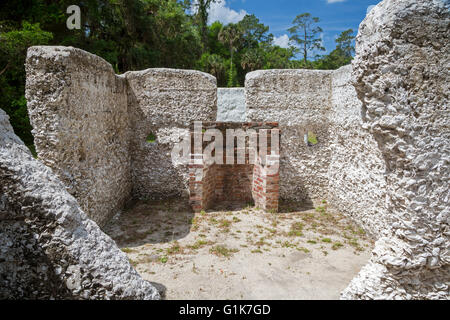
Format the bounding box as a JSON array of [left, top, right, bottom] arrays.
[[210, 245, 239, 257], [288, 222, 304, 237]]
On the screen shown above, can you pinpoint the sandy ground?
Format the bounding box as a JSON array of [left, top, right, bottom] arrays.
[[104, 199, 374, 300]]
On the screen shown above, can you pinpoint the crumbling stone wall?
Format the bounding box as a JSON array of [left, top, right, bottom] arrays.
[[341, 0, 449, 299], [0, 109, 159, 300], [125, 69, 217, 200], [217, 88, 246, 122], [245, 69, 333, 204], [327, 65, 389, 238], [26, 46, 131, 227], [26, 48, 217, 223]]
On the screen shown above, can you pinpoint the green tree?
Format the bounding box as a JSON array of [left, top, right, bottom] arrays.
[[0, 21, 53, 148], [191, 0, 218, 52], [263, 45, 295, 69], [314, 29, 355, 70], [240, 47, 265, 72], [197, 52, 226, 85], [218, 23, 242, 87], [288, 13, 324, 65], [237, 14, 273, 48], [335, 28, 355, 58]]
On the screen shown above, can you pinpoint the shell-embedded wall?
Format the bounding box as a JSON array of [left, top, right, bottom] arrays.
[[245, 69, 333, 204], [0, 109, 159, 299], [125, 68, 217, 200], [25, 46, 132, 227], [341, 0, 449, 299]]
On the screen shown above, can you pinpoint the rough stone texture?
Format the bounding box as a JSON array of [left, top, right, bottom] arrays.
[[125, 68, 217, 199], [328, 65, 389, 238], [217, 88, 246, 122], [245, 69, 333, 204], [341, 0, 450, 299], [25, 46, 132, 227], [0, 109, 160, 300], [25, 47, 218, 222]]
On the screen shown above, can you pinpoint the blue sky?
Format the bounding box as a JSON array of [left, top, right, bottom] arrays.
[[204, 0, 382, 56]]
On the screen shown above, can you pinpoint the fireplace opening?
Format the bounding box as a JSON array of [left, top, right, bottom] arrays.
[[188, 122, 280, 213]]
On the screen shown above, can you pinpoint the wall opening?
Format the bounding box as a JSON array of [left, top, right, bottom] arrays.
[[188, 122, 280, 212]]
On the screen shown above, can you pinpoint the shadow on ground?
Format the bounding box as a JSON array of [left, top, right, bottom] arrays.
[[104, 197, 319, 249], [104, 197, 194, 248]]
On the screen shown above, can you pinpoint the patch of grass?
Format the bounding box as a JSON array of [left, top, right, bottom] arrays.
[[129, 259, 138, 267], [297, 247, 310, 253], [281, 241, 295, 248], [301, 213, 315, 223], [232, 216, 241, 223], [288, 222, 304, 237], [121, 248, 133, 253], [187, 239, 209, 250], [307, 240, 317, 244], [348, 238, 359, 247], [209, 217, 218, 224], [191, 217, 201, 231], [332, 242, 344, 250], [166, 242, 183, 255], [251, 249, 263, 254], [254, 237, 270, 247], [210, 245, 238, 257], [307, 131, 318, 145], [321, 238, 332, 243], [315, 206, 326, 214], [146, 132, 156, 143], [159, 256, 168, 263]]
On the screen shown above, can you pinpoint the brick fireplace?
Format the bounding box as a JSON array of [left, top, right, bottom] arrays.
[[189, 122, 280, 213]]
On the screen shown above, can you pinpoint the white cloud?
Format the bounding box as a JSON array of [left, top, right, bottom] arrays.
[[208, 0, 247, 24], [191, 0, 247, 25], [273, 34, 291, 48], [327, 0, 346, 3]]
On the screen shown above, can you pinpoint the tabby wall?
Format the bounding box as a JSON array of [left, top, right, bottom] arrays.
[[245, 69, 333, 204], [328, 65, 388, 238], [26, 48, 217, 224], [26, 46, 131, 227], [0, 109, 159, 299], [125, 69, 217, 200], [341, 0, 449, 299]]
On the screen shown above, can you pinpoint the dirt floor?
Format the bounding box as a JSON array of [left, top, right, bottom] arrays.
[[104, 198, 374, 300]]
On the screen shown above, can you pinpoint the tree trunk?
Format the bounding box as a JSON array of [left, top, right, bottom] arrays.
[[0, 62, 10, 77], [303, 26, 308, 65]]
